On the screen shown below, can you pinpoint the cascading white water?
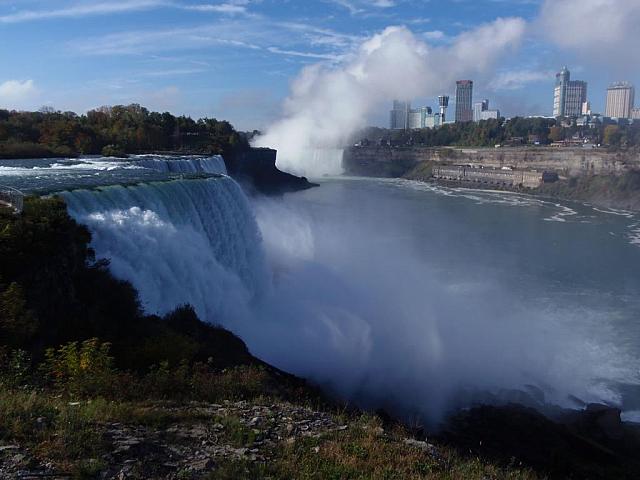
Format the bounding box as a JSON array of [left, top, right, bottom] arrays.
[[62, 176, 267, 325], [131, 155, 227, 175], [60, 174, 640, 424]]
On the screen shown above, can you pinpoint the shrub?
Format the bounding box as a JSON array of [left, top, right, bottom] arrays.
[[42, 338, 116, 397], [0, 347, 33, 388], [0, 282, 39, 347]]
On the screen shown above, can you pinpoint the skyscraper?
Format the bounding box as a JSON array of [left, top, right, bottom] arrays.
[[553, 67, 587, 118], [455, 80, 473, 123], [389, 100, 410, 129], [605, 82, 635, 118]]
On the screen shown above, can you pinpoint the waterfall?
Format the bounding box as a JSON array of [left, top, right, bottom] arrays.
[[131, 155, 227, 175], [61, 176, 266, 324]]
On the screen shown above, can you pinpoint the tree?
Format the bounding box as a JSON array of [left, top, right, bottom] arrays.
[[603, 125, 621, 147], [548, 126, 564, 142]]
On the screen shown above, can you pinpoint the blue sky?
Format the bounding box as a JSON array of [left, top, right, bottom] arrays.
[[1, 0, 639, 130]]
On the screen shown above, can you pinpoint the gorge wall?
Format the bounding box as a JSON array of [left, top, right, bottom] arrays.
[[343, 146, 640, 178]]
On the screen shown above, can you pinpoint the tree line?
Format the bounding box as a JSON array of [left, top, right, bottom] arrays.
[[355, 117, 640, 149], [0, 104, 249, 159]]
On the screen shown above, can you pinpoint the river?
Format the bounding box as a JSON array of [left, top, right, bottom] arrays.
[[1, 157, 639, 424]]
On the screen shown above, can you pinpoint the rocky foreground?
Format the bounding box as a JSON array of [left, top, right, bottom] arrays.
[[0, 398, 453, 480], [2, 394, 640, 480]]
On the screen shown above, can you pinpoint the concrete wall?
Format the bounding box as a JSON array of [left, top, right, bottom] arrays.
[[343, 146, 640, 178]]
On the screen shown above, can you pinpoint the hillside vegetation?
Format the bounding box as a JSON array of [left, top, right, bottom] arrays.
[[0, 105, 249, 159]]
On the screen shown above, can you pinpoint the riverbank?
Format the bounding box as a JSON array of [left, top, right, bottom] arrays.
[[342, 146, 640, 211], [407, 171, 640, 212]]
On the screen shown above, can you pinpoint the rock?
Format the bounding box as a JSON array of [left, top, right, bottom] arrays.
[[585, 403, 624, 439], [403, 438, 437, 453]]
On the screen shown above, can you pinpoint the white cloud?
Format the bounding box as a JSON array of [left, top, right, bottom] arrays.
[[488, 69, 555, 90], [254, 18, 527, 177], [422, 30, 445, 40], [538, 0, 640, 68], [0, 79, 38, 107]]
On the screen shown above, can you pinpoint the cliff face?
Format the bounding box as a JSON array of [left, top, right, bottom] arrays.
[[343, 146, 640, 178], [226, 147, 317, 195]]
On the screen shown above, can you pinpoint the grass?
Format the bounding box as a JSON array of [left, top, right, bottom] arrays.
[[0, 387, 543, 480], [205, 415, 541, 480]]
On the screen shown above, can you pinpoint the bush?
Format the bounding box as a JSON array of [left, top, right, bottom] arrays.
[[0, 282, 39, 347], [0, 348, 33, 388], [42, 338, 117, 397]]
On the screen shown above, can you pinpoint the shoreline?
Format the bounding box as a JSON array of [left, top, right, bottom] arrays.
[[424, 177, 640, 213]]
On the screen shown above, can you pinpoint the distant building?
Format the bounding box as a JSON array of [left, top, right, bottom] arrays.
[[582, 101, 591, 116], [605, 82, 635, 119], [473, 99, 500, 121], [553, 67, 587, 118], [438, 95, 450, 123], [632, 108, 640, 120], [473, 100, 489, 122], [479, 109, 500, 121], [390, 100, 410, 129], [455, 80, 473, 122], [407, 106, 434, 129], [425, 113, 443, 128]]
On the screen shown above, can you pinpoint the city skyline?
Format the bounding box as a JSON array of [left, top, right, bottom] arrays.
[[1, 1, 640, 129]]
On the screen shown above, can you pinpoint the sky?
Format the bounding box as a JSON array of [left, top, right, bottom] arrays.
[[1, 0, 639, 130]]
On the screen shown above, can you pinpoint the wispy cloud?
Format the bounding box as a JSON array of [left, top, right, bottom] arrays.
[[0, 0, 252, 23], [266, 47, 343, 61], [68, 18, 354, 62], [0, 0, 169, 23], [488, 69, 555, 90], [326, 0, 396, 15]]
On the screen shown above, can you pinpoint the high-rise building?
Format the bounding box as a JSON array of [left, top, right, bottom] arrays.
[[632, 108, 640, 120], [473, 99, 489, 122], [407, 106, 433, 129], [438, 95, 449, 123], [565, 81, 588, 117], [605, 82, 635, 118], [473, 99, 500, 122], [390, 100, 410, 129], [455, 80, 473, 122], [553, 67, 587, 118]]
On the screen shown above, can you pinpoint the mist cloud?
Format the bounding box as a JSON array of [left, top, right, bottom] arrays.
[[538, 0, 640, 69], [254, 19, 526, 178]]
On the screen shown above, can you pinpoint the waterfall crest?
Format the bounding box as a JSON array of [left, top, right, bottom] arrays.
[[62, 176, 266, 323], [131, 155, 227, 175]]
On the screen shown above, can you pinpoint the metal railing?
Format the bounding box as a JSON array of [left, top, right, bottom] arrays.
[[0, 185, 24, 213]]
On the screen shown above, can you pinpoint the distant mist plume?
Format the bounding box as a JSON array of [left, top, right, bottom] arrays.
[[254, 19, 526, 177]]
